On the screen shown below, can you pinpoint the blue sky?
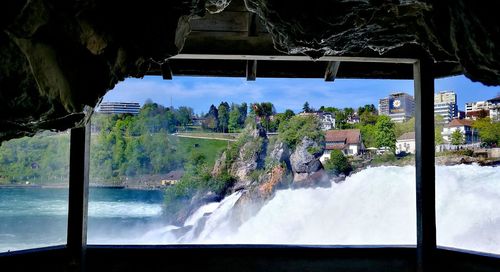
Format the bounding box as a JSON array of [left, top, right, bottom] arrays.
[[102, 75, 500, 115]]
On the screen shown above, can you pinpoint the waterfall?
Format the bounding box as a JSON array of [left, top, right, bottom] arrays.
[[136, 164, 500, 255]]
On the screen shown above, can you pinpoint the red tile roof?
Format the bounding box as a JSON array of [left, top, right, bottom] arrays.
[[325, 129, 361, 145], [447, 119, 474, 128]]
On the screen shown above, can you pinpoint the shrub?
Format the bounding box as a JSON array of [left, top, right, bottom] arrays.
[[278, 115, 324, 149], [323, 150, 352, 176], [307, 145, 322, 155], [371, 152, 397, 164]]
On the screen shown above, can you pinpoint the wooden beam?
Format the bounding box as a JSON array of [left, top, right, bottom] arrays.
[[171, 54, 417, 64], [190, 11, 249, 32], [161, 61, 173, 80], [248, 13, 257, 37], [246, 60, 257, 81], [414, 59, 436, 272], [67, 121, 90, 272], [324, 61, 341, 82]]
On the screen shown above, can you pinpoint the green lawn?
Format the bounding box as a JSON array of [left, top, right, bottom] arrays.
[[169, 136, 229, 167]]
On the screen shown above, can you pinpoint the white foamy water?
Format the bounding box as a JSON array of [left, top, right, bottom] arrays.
[[88, 201, 162, 218], [192, 166, 417, 245], [132, 164, 500, 255], [3, 164, 499, 255]]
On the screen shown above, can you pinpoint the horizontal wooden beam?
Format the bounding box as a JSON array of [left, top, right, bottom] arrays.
[[170, 54, 417, 64], [324, 61, 341, 82]]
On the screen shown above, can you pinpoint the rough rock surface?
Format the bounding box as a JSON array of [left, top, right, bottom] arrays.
[[2, 0, 500, 141], [231, 164, 288, 225], [290, 137, 323, 175], [0, 0, 206, 142], [229, 128, 268, 190], [267, 141, 291, 169], [245, 0, 500, 86]]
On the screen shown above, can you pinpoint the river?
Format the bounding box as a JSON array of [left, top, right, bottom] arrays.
[[1, 164, 499, 255]]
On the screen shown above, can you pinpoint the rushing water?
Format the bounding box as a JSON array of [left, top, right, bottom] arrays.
[[1, 165, 500, 255]]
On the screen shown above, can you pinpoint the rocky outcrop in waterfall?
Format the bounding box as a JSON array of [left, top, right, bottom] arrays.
[[289, 137, 327, 187], [210, 125, 327, 225]]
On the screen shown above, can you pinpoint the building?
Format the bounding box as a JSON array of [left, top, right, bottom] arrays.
[[378, 92, 415, 123], [464, 96, 500, 121], [441, 119, 479, 144], [487, 96, 500, 121], [396, 132, 415, 154], [321, 129, 363, 161], [320, 112, 336, 130], [160, 170, 184, 186], [192, 117, 206, 126], [434, 91, 458, 123], [465, 100, 491, 119], [346, 113, 360, 124], [97, 102, 141, 115], [299, 111, 336, 130]]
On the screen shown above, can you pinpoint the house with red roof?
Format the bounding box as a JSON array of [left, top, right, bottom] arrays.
[[441, 119, 479, 144], [320, 129, 364, 162]]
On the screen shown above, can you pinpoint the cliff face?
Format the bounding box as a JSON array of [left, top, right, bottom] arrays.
[[211, 126, 327, 224], [290, 137, 327, 187]]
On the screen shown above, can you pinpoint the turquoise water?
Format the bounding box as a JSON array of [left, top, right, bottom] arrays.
[[0, 187, 164, 253]]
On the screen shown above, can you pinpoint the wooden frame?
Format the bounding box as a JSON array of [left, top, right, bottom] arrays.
[[3, 56, 441, 272]]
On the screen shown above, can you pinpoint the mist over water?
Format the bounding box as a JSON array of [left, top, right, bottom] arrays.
[[2, 165, 500, 255]]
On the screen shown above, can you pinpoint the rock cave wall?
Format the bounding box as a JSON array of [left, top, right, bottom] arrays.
[[1, 0, 500, 142]]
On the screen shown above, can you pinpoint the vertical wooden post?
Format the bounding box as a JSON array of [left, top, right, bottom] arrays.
[[246, 60, 257, 81], [414, 59, 436, 272], [67, 121, 90, 272]]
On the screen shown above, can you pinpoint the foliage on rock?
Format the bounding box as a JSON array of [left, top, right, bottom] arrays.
[[278, 115, 324, 149]]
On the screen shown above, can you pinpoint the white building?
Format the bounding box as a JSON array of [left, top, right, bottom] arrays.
[[379, 92, 415, 123], [97, 102, 141, 115], [320, 112, 336, 130], [321, 129, 363, 162], [396, 132, 415, 154], [299, 111, 336, 131], [488, 96, 500, 122], [441, 119, 479, 144], [464, 96, 500, 121], [434, 91, 458, 123]]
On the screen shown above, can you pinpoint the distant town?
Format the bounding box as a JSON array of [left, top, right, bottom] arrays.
[[3, 91, 499, 187], [96, 90, 500, 159]]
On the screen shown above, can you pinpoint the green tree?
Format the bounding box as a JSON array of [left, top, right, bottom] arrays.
[[394, 117, 415, 138], [278, 115, 324, 149], [434, 115, 444, 145], [473, 117, 500, 145], [357, 104, 377, 116], [375, 115, 396, 151], [360, 124, 377, 148], [228, 105, 242, 132], [360, 111, 379, 126], [238, 103, 248, 126], [176, 106, 193, 129], [303, 101, 311, 113], [252, 102, 275, 130], [283, 109, 295, 119], [323, 150, 352, 176], [204, 104, 219, 131], [450, 129, 465, 145], [218, 103, 229, 132]]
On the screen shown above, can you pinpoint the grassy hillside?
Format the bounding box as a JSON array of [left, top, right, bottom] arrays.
[[168, 136, 229, 169]]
